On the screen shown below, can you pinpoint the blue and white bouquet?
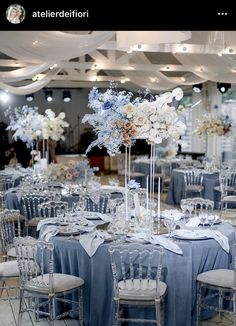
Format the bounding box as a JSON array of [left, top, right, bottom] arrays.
[[5, 106, 69, 147], [83, 85, 186, 156]]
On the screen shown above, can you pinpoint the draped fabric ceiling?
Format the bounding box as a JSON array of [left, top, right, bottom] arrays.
[[0, 31, 236, 94]]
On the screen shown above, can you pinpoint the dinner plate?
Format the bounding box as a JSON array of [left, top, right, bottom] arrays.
[[59, 227, 80, 236], [83, 212, 102, 220], [173, 230, 210, 240]]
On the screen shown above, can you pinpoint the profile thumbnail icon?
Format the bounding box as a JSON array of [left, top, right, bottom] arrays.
[[6, 4, 26, 24]]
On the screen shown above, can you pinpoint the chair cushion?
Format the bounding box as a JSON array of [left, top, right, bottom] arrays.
[[222, 196, 236, 203], [118, 279, 167, 301], [25, 273, 84, 294], [197, 269, 234, 289], [0, 260, 19, 278], [7, 247, 16, 258], [186, 185, 204, 192], [27, 217, 43, 227]]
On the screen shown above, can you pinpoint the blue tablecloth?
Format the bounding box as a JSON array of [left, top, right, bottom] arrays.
[[41, 222, 235, 326], [166, 169, 220, 207]]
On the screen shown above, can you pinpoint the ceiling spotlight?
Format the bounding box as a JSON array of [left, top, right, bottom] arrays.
[[217, 82, 231, 94], [25, 93, 34, 102], [63, 90, 71, 102], [192, 84, 203, 93], [45, 90, 53, 102], [0, 92, 9, 103]]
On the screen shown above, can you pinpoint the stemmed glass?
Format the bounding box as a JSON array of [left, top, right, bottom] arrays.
[[180, 199, 188, 218], [199, 213, 208, 229], [186, 202, 194, 222], [207, 214, 218, 230], [163, 217, 176, 237]]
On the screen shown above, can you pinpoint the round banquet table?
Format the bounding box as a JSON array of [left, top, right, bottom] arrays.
[[40, 222, 235, 326], [166, 169, 220, 207]]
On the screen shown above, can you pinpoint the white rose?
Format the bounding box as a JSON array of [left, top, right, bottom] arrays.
[[58, 112, 66, 119], [172, 88, 183, 101]]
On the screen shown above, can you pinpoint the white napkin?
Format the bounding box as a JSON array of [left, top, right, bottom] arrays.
[[126, 232, 183, 255], [162, 210, 182, 221], [37, 218, 58, 231], [79, 230, 110, 257], [150, 235, 183, 255], [185, 217, 201, 227], [172, 229, 229, 253], [89, 212, 113, 222], [40, 225, 60, 242], [206, 230, 229, 253]]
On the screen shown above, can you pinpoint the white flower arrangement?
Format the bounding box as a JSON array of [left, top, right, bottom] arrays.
[[82, 85, 186, 155], [5, 106, 69, 146], [193, 115, 232, 136]]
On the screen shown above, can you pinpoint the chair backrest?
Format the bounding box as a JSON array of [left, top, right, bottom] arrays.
[[109, 244, 164, 298], [14, 237, 54, 292], [184, 170, 203, 186], [219, 171, 236, 196], [85, 192, 111, 213], [38, 200, 68, 218], [0, 177, 14, 192], [181, 197, 214, 215], [0, 211, 25, 254], [21, 195, 52, 220], [128, 188, 147, 208]]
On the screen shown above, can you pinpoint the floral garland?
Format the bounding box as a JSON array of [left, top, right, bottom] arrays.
[[193, 115, 232, 136], [82, 85, 186, 155], [5, 106, 69, 146]]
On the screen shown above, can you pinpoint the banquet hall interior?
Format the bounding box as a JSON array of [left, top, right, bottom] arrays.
[[1, 31, 236, 326]]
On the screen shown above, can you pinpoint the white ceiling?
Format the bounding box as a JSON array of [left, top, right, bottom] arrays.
[[0, 31, 236, 94]]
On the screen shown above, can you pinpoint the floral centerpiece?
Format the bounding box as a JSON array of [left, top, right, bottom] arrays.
[[5, 105, 42, 146], [193, 115, 232, 136], [47, 159, 99, 181], [5, 106, 69, 146], [82, 85, 186, 155], [38, 109, 69, 141]]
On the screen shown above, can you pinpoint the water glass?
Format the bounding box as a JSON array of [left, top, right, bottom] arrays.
[[163, 217, 175, 237]]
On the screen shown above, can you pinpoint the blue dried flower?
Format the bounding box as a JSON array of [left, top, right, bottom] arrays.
[[128, 179, 141, 189], [103, 101, 113, 110]]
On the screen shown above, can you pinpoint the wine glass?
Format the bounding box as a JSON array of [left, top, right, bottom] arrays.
[[180, 199, 188, 218], [199, 213, 208, 229], [163, 217, 176, 237], [207, 214, 217, 230]]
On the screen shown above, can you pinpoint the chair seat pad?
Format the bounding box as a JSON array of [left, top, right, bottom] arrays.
[[130, 172, 145, 177], [222, 196, 236, 202], [7, 247, 16, 258], [25, 273, 84, 294], [197, 269, 234, 289], [118, 279, 167, 301], [27, 217, 43, 227], [186, 185, 204, 192], [0, 260, 19, 278]]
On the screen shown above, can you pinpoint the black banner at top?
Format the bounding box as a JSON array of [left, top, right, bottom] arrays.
[[0, 0, 235, 30]]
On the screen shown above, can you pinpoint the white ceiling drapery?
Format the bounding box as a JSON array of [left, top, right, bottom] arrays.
[[0, 31, 115, 63], [0, 31, 236, 94]]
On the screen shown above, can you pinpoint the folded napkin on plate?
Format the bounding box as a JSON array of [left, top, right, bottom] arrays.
[[185, 217, 201, 227], [172, 229, 229, 253], [162, 210, 182, 221], [89, 212, 113, 222], [79, 230, 111, 257], [150, 235, 183, 255], [37, 218, 59, 231], [40, 225, 60, 242], [126, 232, 183, 255]]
